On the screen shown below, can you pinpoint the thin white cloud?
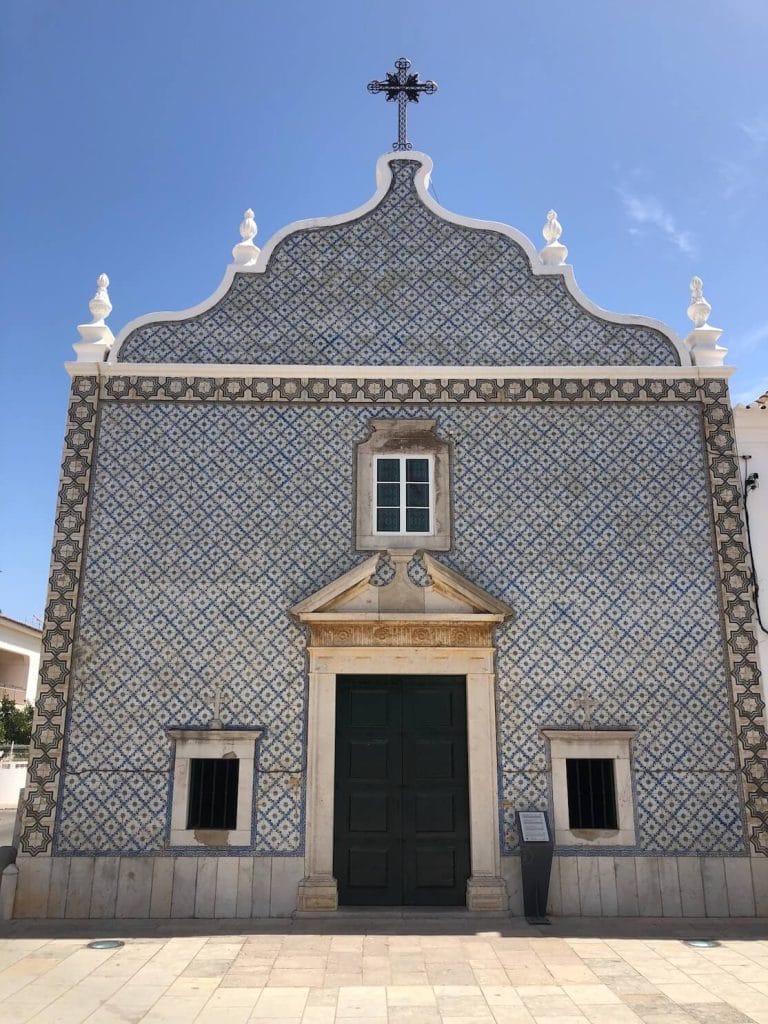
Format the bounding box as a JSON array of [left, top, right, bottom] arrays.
[[616, 187, 697, 257], [731, 320, 768, 354], [739, 115, 768, 148]]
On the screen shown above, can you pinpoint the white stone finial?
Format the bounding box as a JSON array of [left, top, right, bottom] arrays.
[[687, 275, 711, 328], [539, 209, 568, 266], [89, 273, 112, 323], [232, 208, 261, 266], [685, 275, 727, 367], [73, 273, 114, 362]]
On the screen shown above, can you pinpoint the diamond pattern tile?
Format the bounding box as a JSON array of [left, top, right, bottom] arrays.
[[54, 399, 746, 856], [118, 162, 678, 367]]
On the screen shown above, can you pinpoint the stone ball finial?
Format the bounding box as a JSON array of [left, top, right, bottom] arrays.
[[232, 208, 260, 266], [540, 209, 568, 266], [88, 273, 112, 324], [687, 275, 712, 328]]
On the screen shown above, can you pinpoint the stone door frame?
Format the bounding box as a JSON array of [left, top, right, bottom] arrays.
[[296, 636, 508, 912]]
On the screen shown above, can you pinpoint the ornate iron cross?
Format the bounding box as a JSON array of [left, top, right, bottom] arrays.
[[367, 57, 437, 152]]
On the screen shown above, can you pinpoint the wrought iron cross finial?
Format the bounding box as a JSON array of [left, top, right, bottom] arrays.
[[367, 57, 437, 152]]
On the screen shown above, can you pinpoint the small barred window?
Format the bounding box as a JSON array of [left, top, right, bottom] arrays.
[[187, 757, 239, 830], [566, 758, 618, 830]]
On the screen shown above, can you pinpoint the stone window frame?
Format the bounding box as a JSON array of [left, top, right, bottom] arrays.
[[355, 419, 451, 551], [167, 728, 261, 848], [541, 730, 637, 847]]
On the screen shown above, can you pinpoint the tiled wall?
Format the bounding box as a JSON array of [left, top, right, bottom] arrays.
[[117, 162, 678, 367], [52, 398, 746, 858]]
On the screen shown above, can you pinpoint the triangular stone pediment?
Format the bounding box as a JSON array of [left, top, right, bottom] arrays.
[[291, 552, 513, 623]]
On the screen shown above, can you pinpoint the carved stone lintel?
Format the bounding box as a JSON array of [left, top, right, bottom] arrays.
[[466, 875, 509, 913], [308, 622, 494, 648], [297, 875, 338, 912]]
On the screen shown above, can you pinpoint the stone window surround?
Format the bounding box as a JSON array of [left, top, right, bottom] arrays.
[[297, 640, 508, 913], [167, 728, 261, 848], [542, 729, 637, 848], [355, 419, 451, 551]]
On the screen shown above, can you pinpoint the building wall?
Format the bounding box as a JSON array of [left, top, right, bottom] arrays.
[[51, 396, 746, 860], [734, 407, 768, 707], [0, 619, 41, 706]]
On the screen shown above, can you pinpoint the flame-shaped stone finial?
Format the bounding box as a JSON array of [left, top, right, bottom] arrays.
[[88, 273, 112, 324], [687, 276, 711, 329], [685, 275, 727, 367], [73, 273, 114, 362], [539, 209, 568, 266], [543, 210, 562, 245], [232, 208, 260, 266]]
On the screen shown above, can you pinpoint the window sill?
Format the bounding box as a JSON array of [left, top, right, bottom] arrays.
[[554, 827, 636, 847], [169, 828, 251, 848]]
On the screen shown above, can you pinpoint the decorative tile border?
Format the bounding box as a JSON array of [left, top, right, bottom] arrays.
[[18, 373, 768, 857], [100, 375, 703, 405], [17, 376, 100, 855], [700, 379, 768, 854]]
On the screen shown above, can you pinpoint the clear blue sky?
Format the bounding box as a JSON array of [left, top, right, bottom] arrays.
[[2, 1, 767, 624]]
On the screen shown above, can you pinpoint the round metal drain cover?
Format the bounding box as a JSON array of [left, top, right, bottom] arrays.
[[685, 939, 720, 948], [87, 940, 124, 950]]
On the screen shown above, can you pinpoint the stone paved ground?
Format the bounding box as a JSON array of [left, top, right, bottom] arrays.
[[0, 915, 766, 1024]]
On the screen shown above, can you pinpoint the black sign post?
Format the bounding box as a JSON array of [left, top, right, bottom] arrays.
[[516, 810, 553, 924]]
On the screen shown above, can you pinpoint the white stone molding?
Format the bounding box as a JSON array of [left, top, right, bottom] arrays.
[[107, 152, 690, 365], [65, 362, 734, 381], [541, 730, 637, 848], [73, 274, 114, 362], [167, 729, 261, 848], [685, 276, 727, 367], [539, 210, 568, 266], [293, 555, 512, 913], [231, 208, 260, 266]]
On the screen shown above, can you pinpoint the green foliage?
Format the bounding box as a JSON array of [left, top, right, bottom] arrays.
[[0, 693, 33, 745]]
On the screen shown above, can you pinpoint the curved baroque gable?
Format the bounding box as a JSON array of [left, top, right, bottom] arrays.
[[116, 158, 680, 366]]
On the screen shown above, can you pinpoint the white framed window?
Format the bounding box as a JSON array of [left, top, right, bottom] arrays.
[[541, 730, 636, 847], [355, 421, 451, 552], [373, 454, 433, 536], [167, 728, 261, 847]]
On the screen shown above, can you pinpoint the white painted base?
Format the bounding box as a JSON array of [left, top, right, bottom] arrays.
[[11, 853, 768, 918], [502, 855, 768, 917], [12, 855, 305, 919]]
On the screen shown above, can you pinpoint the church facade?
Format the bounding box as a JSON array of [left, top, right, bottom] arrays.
[[8, 150, 768, 918]]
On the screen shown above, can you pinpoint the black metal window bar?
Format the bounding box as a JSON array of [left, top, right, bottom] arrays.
[[566, 758, 618, 829], [187, 758, 239, 830]]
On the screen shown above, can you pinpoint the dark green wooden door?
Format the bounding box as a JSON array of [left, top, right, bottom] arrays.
[[334, 675, 470, 906]]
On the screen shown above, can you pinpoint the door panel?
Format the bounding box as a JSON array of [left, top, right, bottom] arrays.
[[334, 675, 470, 906]]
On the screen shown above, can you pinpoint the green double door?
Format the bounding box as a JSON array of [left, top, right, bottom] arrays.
[[333, 674, 470, 906]]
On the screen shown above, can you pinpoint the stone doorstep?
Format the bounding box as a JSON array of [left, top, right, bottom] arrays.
[[294, 907, 511, 920]]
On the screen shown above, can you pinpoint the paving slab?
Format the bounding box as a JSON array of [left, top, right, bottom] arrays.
[[0, 917, 765, 1022]]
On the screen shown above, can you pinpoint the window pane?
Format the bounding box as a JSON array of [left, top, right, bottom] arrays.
[[377, 507, 400, 532], [377, 482, 400, 507], [406, 483, 429, 508], [566, 758, 617, 830], [377, 458, 400, 482], [406, 458, 429, 482], [405, 508, 430, 533]]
